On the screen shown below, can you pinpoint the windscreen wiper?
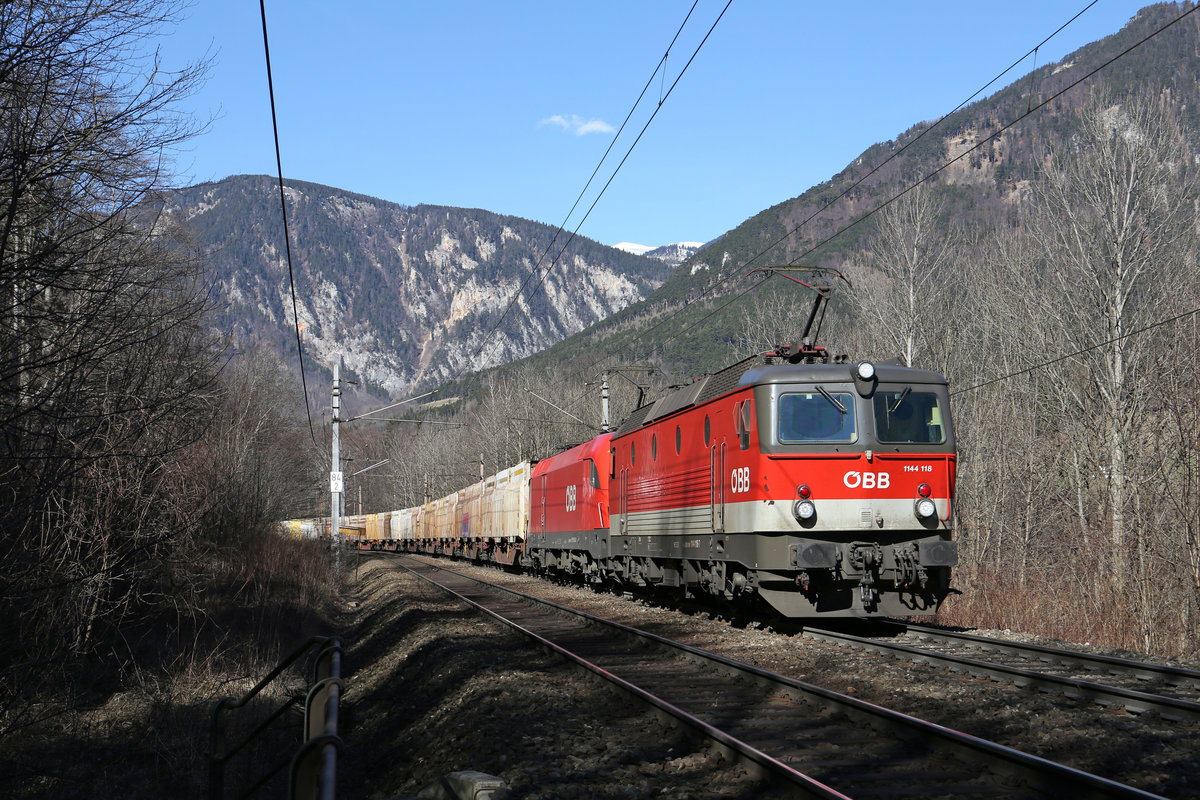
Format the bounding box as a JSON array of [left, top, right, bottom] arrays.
[[816, 386, 847, 413], [888, 386, 911, 413]]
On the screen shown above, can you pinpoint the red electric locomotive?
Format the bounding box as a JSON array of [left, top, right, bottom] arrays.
[[517, 349, 956, 617], [603, 352, 956, 617], [523, 267, 957, 617], [527, 433, 613, 574]]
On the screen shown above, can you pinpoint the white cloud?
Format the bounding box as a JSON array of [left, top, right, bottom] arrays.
[[539, 114, 614, 136]]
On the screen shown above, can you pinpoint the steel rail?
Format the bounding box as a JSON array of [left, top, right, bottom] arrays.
[[893, 621, 1200, 689], [396, 557, 848, 799], [393, 555, 1165, 800], [802, 624, 1200, 722]]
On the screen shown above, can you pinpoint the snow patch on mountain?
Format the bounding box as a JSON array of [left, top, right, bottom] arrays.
[[613, 242, 653, 256]]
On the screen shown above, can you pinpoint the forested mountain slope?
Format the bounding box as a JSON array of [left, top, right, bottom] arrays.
[[534, 2, 1200, 379]]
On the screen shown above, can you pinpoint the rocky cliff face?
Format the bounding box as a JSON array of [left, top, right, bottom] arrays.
[[164, 176, 671, 396]]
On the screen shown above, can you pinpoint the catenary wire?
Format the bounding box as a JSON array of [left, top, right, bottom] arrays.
[[581, 2, 1199, 405], [788, 3, 1200, 266], [502, 0, 734, 420], [458, 0, 725, 388], [483, 1, 734, 419], [410, 1, 730, 427], [951, 307, 1200, 397], [555, 2, 1111, 400], [497, 1, 702, 335], [260, 0, 317, 445], [527, 1, 733, 307], [774, 2, 1101, 262]]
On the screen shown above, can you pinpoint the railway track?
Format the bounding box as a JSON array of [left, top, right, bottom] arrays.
[[392, 554, 1164, 800], [801, 622, 1200, 722]]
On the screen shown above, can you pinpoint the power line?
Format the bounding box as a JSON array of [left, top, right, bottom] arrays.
[[788, 4, 1200, 398], [412, 1, 731, 425], [344, 388, 438, 423], [259, 0, 317, 445], [770, 1, 1103, 270], [951, 307, 1200, 397], [527, 1, 734, 305], [549, 0, 1101, 396], [578, 2, 1198, 397], [491, 2, 734, 413], [510, 1, 702, 322], [470, 1, 727, 382], [626, 1, 1113, 357], [789, 3, 1200, 266]]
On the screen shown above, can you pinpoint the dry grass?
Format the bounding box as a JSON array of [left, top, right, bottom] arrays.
[[937, 559, 1200, 661], [0, 528, 342, 800]]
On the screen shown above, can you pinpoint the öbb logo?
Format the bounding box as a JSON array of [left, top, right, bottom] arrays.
[[843, 471, 890, 489]]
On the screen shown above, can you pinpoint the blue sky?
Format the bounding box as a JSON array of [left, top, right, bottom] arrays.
[[161, 1, 1150, 248]]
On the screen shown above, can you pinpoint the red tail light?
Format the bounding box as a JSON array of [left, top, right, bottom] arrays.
[[917, 483, 932, 498]]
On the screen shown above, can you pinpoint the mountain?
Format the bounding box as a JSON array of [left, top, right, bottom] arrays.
[[162, 176, 672, 399], [645, 242, 707, 268]]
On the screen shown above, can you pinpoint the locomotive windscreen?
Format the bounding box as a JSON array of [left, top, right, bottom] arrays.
[[873, 390, 947, 444], [777, 391, 858, 443]]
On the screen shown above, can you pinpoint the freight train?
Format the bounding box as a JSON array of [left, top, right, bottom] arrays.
[[284, 346, 958, 618]]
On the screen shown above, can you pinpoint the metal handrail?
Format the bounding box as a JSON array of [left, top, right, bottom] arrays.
[[291, 640, 344, 800], [209, 636, 344, 800]]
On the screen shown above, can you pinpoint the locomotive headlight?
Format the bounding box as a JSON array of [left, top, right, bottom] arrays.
[[855, 362, 876, 381], [915, 498, 938, 519], [794, 499, 816, 521]]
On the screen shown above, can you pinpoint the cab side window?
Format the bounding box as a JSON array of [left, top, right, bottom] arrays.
[[734, 399, 753, 450]]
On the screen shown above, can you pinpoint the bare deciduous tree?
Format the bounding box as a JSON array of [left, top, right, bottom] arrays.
[[0, 1, 214, 712], [734, 282, 817, 355], [851, 184, 961, 371], [1028, 91, 1198, 581]]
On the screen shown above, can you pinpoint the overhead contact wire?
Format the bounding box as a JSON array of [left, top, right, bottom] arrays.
[[260, 0, 318, 445], [592, 2, 1194, 392], [514, 1, 734, 412], [414, 1, 727, 428], [628, 0, 1105, 353], [530, 1, 733, 309], [952, 307, 1200, 397], [790, 3, 1200, 265], [516, 1, 700, 307], [454, 0, 711, 382], [770, 1, 1100, 267]]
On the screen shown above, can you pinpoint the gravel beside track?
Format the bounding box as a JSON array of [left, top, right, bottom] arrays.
[[338, 557, 793, 799], [339, 554, 1199, 798]]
